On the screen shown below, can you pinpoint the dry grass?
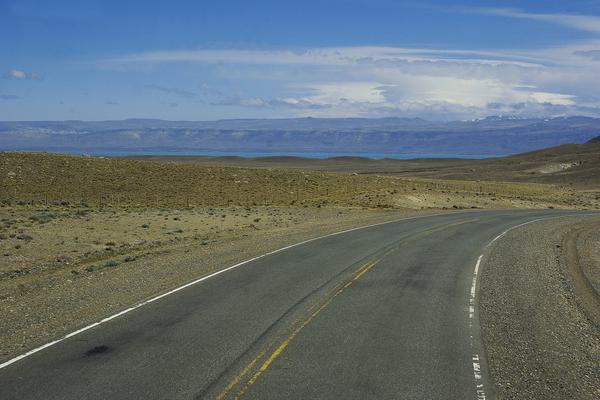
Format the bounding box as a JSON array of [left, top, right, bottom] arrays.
[[0, 206, 358, 278], [2, 152, 597, 210]]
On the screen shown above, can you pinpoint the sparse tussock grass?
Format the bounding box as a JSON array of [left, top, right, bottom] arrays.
[[103, 260, 119, 268], [0, 152, 597, 211]]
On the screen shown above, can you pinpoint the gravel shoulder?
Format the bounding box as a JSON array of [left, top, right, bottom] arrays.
[[578, 225, 600, 296], [479, 216, 600, 400], [0, 206, 431, 363]]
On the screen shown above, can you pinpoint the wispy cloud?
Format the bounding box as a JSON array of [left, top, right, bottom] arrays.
[[105, 100, 119, 105], [102, 47, 547, 68], [145, 84, 196, 98], [0, 94, 20, 100], [3, 69, 42, 80], [462, 7, 600, 34], [211, 96, 331, 110], [574, 49, 600, 61], [97, 43, 600, 119]]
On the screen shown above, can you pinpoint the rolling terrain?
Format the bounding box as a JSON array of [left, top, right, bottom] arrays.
[[0, 145, 599, 399], [5, 151, 596, 210], [133, 136, 600, 189]]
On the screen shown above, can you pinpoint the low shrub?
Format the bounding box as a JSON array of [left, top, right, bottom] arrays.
[[104, 260, 119, 268]]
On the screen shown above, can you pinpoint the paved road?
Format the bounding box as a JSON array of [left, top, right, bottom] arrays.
[[0, 210, 587, 399]]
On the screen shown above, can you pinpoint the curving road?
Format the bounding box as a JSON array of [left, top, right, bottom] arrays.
[[0, 209, 589, 399]]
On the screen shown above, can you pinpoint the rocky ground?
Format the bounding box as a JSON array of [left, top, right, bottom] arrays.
[[479, 217, 600, 400]]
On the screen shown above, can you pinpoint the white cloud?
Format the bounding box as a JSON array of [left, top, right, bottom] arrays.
[[145, 84, 196, 98], [101, 47, 547, 68], [529, 91, 574, 106], [300, 82, 386, 105], [3, 69, 41, 80], [98, 44, 600, 118], [211, 96, 331, 110]]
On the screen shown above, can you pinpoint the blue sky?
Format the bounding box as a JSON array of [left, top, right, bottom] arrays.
[[2, 0, 600, 120]]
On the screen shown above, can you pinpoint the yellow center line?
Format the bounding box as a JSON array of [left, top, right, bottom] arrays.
[[215, 348, 269, 400], [216, 258, 378, 400], [233, 257, 384, 400], [219, 258, 381, 400], [352, 259, 377, 277], [217, 217, 479, 399]]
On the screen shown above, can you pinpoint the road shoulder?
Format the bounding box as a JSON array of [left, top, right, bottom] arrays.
[[479, 216, 600, 400]]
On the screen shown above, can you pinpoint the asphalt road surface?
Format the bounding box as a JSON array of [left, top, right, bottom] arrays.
[[0, 209, 588, 399]]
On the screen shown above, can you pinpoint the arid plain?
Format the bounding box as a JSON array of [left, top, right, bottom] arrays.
[[1, 147, 599, 367]]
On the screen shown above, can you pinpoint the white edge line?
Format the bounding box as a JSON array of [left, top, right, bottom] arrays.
[[0, 210, 463, 370], [467, 212, 598, 400]]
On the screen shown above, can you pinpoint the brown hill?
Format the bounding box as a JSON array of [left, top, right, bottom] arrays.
[[128, 141, 600, 189], [3, 151, 597, 211], [396, 142, 600, 188], [587, 135, 600, 144]]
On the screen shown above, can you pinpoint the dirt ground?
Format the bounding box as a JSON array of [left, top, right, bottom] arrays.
[[0, 206, 360, 279]]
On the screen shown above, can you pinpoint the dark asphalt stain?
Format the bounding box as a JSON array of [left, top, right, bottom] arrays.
[[85, 345, 110, 356]]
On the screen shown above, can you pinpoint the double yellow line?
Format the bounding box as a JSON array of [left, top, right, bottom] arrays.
[[217, 218, 477, 399]]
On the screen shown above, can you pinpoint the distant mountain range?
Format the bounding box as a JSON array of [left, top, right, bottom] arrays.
[[1, 116, 599, 155]]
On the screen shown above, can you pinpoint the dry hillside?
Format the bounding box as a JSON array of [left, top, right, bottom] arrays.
[[1, 152, 598, 210], [129, 142, 600, 190]]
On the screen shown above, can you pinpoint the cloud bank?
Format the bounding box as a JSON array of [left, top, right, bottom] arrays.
[[100, 41, 600, 119]]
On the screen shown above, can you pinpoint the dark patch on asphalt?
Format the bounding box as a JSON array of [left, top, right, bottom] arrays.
[[85, 345, 110, 356]]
